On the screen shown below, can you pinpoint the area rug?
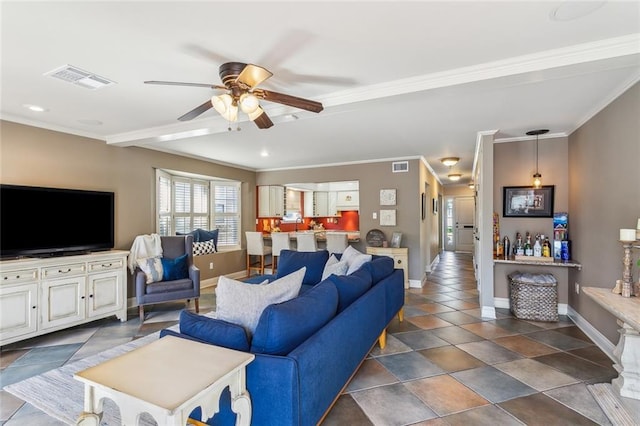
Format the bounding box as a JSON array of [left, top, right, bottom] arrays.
[[587, 383, 636, 426], [4, 321, 188, 425]]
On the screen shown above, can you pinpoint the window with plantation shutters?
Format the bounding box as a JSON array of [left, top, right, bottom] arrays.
[[212, 182, 241, 249], [155, 169, 241, 250]]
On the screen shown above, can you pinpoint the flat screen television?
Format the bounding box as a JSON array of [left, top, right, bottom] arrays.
[[1, 184, 115, 258]]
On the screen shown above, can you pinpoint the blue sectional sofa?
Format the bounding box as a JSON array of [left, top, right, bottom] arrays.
[[161, 249, 405, 426]]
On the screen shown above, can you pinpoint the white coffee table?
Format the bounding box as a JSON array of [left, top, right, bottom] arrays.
[[74, 335, 255, 425]]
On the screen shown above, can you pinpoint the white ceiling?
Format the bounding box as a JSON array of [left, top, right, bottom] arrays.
[[2, 1, 639, 184]]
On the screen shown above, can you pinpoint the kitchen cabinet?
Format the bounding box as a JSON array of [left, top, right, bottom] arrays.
[[336, 191, 359, 210], [312, 191, 338, 217], [0, 250, 128, 346], [258, 185, 285, 217]]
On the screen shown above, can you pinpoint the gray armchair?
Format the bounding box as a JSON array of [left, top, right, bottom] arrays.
[[135, 235, 200, 322]]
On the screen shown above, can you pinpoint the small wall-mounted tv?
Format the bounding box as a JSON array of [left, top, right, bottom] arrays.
[[1, 184, 115, 258]]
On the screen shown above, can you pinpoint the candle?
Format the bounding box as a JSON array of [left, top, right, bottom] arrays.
[[620, 229, 636, 242]]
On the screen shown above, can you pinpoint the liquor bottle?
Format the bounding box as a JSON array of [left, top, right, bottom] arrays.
[[515, 232, 524, 256], [533, 235, 542, 257], [524, 234, 533, 256], [503, 236, 510, 260], [542, 237, 551, 257], [495, 236, 503, 259]]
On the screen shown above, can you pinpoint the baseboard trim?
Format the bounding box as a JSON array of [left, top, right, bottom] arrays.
[[567, 305, 616, 361], [426, 254, 440, 273], [493, 297, 568, 315], [481, 306, 496, 319]]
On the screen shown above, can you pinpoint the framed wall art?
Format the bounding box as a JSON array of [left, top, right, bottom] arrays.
[[380, 209, 396, 226], [503, 185, 555, 218], [380, 189, 396, 206]]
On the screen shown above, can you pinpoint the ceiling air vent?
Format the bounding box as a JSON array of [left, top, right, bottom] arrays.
[[44, 65, 116, 90], [392, 161, 409, 173]]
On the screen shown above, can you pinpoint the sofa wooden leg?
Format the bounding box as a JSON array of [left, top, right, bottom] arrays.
[[139, 305, 144, 323], [195, 298, 200, 313], [378, 329, 387, 349], [398, 307, 404, 322]]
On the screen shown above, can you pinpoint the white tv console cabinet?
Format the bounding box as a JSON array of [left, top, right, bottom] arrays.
[[0, 250, 129, 347]]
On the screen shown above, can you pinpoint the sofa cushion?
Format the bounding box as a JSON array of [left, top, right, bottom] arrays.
[[364, 255, 395, 283], [161, 253, 189, 281], [251, 279, 338, 355], [137, 256, 163, 284], [340, 245, 372, 275], [328, 266, 373, 312], [178, 310, 250, 351], [216, 267, 306, 335], [322, 254, 349, 280], [276, 249, 329, 286]]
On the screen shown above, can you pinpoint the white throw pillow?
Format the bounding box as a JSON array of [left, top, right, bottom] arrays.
[[215, 267, 306, 336], [137, 256, 163, 284], [340, 246, 372, 275], [322, 254, 349, 280]]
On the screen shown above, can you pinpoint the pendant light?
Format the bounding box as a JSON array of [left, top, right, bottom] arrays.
[[526, 129, 548, 188]]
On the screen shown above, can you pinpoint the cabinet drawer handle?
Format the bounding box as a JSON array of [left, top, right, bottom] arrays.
[[32, 305, 37, 309], [81, 296, 85, 299], [397, 260, 402, 264], [59, 268, 72, 274], [89, 294, 94, 298], [101, 263, 113, 268]]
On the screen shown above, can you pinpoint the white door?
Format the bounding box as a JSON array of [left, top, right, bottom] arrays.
[[455, 197, 475, 252]]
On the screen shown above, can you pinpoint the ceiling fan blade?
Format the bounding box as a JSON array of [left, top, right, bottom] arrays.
[[145, 80, 225, 90], [235, 64, 273, 89], [177, 100, 213, 121], [252, 109, 274, 129], [259, 89, 323, 113]]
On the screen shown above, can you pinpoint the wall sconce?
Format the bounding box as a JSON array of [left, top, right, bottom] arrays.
[[526, 129, 548, 188]]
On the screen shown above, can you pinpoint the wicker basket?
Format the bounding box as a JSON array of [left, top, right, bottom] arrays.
[[508, 272, 558, 322]]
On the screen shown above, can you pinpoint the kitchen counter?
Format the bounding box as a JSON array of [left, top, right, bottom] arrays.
[[264, 231, 360, 242]]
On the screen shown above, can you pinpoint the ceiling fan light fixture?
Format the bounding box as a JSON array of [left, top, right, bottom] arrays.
[[212, 94, 238, 121], [448, 173, 462, 181], [441, 157, 460, 167], [239, 93, 260, 114], [247, 106, 265, 121]]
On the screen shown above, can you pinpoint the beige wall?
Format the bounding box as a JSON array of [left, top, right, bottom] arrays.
[[0, 121, 255, 292], [567, 82, 640, 344], [257, 159, 442, 282], [492, 136, 570, 302]]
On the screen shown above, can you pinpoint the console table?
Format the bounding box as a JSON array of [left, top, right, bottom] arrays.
[[0, 250, 128, 346], [75, 335, 255, 425], [583, 287, 640, 400], [366, 247, 409, 289]]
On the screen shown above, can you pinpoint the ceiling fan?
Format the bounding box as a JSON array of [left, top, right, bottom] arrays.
[[145, 62, 324, 129]]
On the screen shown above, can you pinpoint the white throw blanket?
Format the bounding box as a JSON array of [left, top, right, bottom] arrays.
[[128, 233, 163, 273]]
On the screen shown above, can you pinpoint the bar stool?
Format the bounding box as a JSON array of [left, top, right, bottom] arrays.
[[271, 232, 291, 274], [326, 232, 349, 254], [246, 231, 272, 277], [296, 232, 318, 252]]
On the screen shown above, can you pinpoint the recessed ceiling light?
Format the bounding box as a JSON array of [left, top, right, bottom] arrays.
[[23, 104, 48, 112], [260, 150, 269, 157], [448, 174, 462, 181]]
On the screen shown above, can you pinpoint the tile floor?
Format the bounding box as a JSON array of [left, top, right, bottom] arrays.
[[0, 251, 633, 425]]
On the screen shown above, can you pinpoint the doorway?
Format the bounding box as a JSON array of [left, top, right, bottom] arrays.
[[444, 196, 474, 252]]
